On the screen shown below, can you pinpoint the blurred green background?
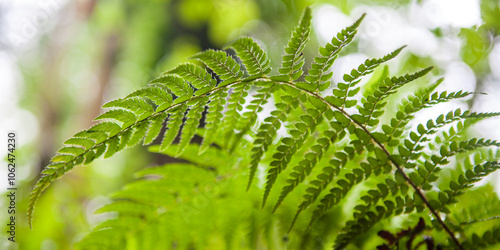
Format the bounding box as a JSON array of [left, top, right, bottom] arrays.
[[1, 0, 499, 249]]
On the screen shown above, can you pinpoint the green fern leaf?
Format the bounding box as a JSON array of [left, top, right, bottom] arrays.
[[28, 9, 500, 249], [434, 161, 500, 214], [103, 97, 155, 120], [295, 146, 367, 229], [27, 176, 50, 228], [127, 122, 149, 147], [414, 139, 500, 190], [57, 146, 86, 156], [63, 137, 95, 150], [143, 113, 168, 145], [397, 110, 500, 168], [305, 14, 365, 91], [104, 137, 119, 158], [160, 104, 188, 151], [327, 46, 404, 109], [200, 89, 226, 154], [279, 7, 312, 80], [225, 37, 271, 76], [385, 89, 476, 146], [262, 106, 329, 207], [248, 90, 301, 190], [191, 49, 242, 82], [176, 96, 209, 156], [127, 86, 173, 112], [273, 128, 344, 212], [229, 81, 278, 152], [150, 74, 194, 99], [220, 81, 251, 149], [333, 178, 408, 249], [95, 109, 138, 128], [88, 122, 122, 138], [166, 62, 217, 89], [358, 67, 433, 127]]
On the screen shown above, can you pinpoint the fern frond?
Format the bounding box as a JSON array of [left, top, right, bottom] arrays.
[[127, 85, 173, 112], [176, 96, 209, 156], [247, 88, 302, 190], [166, 62, 217, 89], [95, 109, 138, 128], [392, 109, 500, 168], [326, 46, 404, 109], [28, 70, 218, 227], [413, 139, 500, 191], [29, 8, 500, 249], [384, 89, 476, 146], [56, 146, 86, 156], [27, 176, 51, 228], [262, 105, 329, 207], [358, 67, 433, 127], [160, 104, 188, 151], [229, 81, 279, 151], [462, 227, 500, 250], [126, 121, 149, 147], [192, 49, 242, 82], [220, 81, 251, 148], [279, 7, 312, 80], [200, 89, 226, 154], [95, 200, 156, 215], [63, 137, 96, 150], [77, 162, 219, 249], [150, 74, 194, 102], [432, 161, 500, 214], [306, 157, 390, 230], [103, 97, 155, 120], [225, 37, 271, 76], [273, 126, 345, 212], [333, 179, 412, 249], [304, 14, 365, 91], [144, 112, 168, 145]]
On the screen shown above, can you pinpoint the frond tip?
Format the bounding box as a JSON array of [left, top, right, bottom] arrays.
[[28, 8, 500, 250], [279, 6, 312, 80]]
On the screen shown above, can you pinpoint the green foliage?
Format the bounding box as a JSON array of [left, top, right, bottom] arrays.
[[29, 7, 500, 250], [279, 7, 312, 80]]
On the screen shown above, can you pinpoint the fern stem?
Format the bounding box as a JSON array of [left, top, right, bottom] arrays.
[[459, 215, 500, 226]]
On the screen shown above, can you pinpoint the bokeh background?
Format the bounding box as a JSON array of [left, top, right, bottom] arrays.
[[0, 0, 499, 249]]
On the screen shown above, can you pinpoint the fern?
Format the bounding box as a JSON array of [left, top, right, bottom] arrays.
[[29, 7, 500, 250], [279, 7, 312, 80]]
